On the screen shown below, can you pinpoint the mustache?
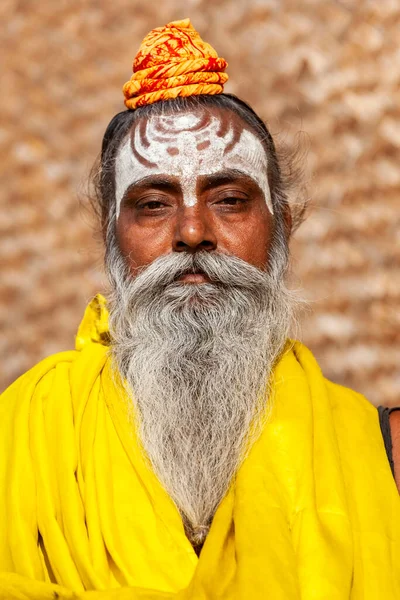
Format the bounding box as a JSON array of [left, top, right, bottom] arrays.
[[122, 251, 271, 293]]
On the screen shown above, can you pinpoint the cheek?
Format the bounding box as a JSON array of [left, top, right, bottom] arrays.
[[248, 223, 273, 269], [115, 216, 173, 271], [220, 209, 273, 270]]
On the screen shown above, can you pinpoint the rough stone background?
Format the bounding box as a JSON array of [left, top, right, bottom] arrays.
[[1, 0, 399, 405]]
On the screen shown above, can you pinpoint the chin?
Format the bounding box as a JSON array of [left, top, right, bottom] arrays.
[[163, 281, 222, 304]]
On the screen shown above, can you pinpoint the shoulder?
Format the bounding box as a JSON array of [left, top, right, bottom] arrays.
[[323, 377, 387, 458], [0, 344, 109, 415], [1, 351, 76, 405], [324, 377, 378, 421], [291, 340, 377, 416], [315, 363, 397, 491], [285, 341, 382, 451], [1, 294, 111, 410]]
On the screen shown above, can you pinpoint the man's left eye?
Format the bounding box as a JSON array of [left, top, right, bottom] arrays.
[[216, 197, 246, 205]]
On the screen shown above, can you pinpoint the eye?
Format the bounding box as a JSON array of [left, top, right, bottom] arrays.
[[137, 200, 168, 210], [212, 194, 249, 209], [216, 197, 246, 206]]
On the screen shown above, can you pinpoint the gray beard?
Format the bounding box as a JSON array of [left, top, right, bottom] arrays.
[[106, 238, 295, 548]]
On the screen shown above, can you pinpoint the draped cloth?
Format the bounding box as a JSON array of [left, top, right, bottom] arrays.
[[0, 294, 399, 599]]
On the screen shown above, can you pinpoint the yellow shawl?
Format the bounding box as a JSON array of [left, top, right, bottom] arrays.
[[0, 295, 399, 599]]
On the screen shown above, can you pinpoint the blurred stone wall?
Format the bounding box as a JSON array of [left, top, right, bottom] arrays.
[[1, 0, 399, 405]]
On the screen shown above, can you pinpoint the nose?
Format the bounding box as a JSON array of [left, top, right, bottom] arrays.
[[173, 206, 217, 253]]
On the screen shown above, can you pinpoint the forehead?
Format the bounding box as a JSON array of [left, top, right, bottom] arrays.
[[129, 107, 262, 165], [114, 106, 273, 214]]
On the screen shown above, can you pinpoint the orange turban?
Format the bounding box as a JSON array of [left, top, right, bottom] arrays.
[[123, 18, 228, 109]]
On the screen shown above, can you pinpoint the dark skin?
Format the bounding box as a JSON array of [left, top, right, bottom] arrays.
[[115, 107, 287, 280]]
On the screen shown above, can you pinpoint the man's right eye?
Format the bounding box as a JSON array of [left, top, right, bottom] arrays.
[[137, 200, 167, 210]]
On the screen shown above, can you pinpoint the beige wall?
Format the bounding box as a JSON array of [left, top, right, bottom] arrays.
[[1, 1, 399, 405]]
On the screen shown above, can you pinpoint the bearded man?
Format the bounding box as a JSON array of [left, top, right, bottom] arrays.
[[0, 19, 399, 600]]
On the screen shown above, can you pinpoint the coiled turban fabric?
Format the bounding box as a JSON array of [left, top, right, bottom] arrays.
[[123, 18, 228, 109]]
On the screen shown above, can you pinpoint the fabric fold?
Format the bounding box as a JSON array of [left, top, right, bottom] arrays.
[[0, 295, 399, 599], [123, 19, 228, 109]]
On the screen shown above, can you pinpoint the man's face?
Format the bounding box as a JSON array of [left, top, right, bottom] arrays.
[[114, 106, 274, 277], [108, 107, 295, 544]]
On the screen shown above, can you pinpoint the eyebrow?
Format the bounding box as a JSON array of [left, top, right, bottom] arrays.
[[198, 168, 260, 191], [120, 169, 263, 206], [121, 175, 180, 202]]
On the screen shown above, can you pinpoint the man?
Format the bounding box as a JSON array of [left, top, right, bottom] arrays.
[[0, 18, 399, 600]]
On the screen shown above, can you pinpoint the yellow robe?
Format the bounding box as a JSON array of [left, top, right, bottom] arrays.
[[0, 295, 399, 599]]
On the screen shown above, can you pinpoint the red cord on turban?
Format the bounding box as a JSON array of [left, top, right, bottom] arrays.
[[123, 18, 228, 109]]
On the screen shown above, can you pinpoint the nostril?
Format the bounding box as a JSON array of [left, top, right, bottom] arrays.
[[199, 240, 216, 251], [173, 239, 216, 252]]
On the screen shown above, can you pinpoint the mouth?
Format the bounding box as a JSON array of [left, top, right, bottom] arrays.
[[176, 270, 211, 284]]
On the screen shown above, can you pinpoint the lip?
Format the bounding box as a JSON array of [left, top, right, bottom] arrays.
[[178, 273, 211, 284]]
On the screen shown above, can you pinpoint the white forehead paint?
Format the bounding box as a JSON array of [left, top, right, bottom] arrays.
[[114, 112, 273, 218]]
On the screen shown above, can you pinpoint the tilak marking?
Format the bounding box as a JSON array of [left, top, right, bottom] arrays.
[[115, 112, 272, 217]]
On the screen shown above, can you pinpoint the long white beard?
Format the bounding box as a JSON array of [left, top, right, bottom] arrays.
[[106, 240, 295, 548]]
